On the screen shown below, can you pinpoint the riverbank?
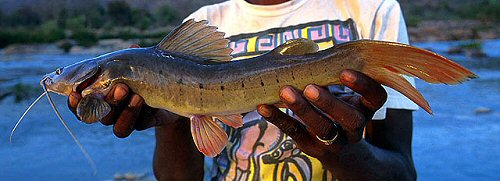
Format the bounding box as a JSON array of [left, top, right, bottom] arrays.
[[1, 39, 141, 55], [2, 19, 497, 55], [408, 20, 499, 42], [0, 20, 500, 55]]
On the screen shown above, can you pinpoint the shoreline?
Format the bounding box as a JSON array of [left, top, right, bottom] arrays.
[[2, 20, 498, 55]]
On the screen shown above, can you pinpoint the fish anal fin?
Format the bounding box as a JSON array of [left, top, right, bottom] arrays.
[[77, 93, 111, 124], [156, 19, 233, 62], [190, 115, 229, 157], [214, 114, 243, 128], [267, 38, 319, 56]]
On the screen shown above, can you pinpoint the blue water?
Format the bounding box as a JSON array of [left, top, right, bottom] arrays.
[[0, 40, 499, 180]]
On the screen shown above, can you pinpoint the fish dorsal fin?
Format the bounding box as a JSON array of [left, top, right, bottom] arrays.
[[267, 38, 319, 56], [156, 19, 233, 62]]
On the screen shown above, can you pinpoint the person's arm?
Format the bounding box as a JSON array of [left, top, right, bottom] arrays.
[[257, 70, 416, 180], [153, 116, 204, 180]]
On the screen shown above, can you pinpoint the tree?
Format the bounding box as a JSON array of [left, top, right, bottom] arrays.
[[155, 5, 179, 26], [9, 6, 41, 27], [107, 0, 133, 26]]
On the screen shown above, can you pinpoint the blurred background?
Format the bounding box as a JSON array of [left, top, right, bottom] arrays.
[[0, 0, 498, 180]]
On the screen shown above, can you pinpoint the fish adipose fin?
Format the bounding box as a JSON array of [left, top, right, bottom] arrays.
[[267, 38, 319, 56], [77, 94, 111, 124], [214, 115, 243, 128], [156, 19, 233, 62], [342, 40, 478, 114], [190, 115, 229, 157]]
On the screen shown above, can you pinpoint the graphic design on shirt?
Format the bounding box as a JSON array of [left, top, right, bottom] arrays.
[[227, 19, 358, 59], [210, 19, 358, 181]]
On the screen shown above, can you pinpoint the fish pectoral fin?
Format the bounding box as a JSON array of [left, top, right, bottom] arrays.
[[266, 38, 319, 56], [77, 94, 111, 124], [156, 19, 233, 62], [190, 115, 229, 157], [214, 114, 243, 128]]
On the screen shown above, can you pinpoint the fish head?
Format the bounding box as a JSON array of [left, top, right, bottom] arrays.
[[42, 59, 100, 95]]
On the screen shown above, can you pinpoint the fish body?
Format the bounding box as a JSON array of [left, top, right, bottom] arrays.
[[74, 45, 357, 117], [40, 19, 476, 157]]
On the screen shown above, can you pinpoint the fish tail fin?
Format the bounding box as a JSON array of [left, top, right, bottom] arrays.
[[352, 40, 478, 114]]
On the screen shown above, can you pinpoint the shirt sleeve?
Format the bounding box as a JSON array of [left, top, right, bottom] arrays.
[[370, 0, 419, 120], [184, 6, 209, 22]]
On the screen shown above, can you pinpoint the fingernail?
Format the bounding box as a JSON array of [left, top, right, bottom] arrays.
[[280, 87, 296, 103], [129, 44, 140, 48], [113, 85, 128, 102], [340, 70, 355, 84], [69, 92, 81, 104], [304, 85, 320, 101], [69, 92, 78, 99], [128, 95, 143, 108], [258, 105, 272, 117]]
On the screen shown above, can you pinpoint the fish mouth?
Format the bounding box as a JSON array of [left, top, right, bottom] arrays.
[[75, 67, 101, 93]]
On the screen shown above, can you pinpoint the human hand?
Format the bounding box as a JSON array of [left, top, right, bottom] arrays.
[[67, 45, 180, 138], [257, 69, 387, 159]]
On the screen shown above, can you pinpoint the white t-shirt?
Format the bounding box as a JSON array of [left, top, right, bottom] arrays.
[[185, 0, 418, 180]]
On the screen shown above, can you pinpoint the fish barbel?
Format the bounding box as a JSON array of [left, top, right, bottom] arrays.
[[14, 19, 477, 159]]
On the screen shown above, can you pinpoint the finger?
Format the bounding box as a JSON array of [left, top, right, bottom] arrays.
[[129, 44, 140, 48], [279, 86, 336, 140], [257, 104, 312, 144], [100, 103, 125, 126], [340, 69, 387, 111], [101, 84, 130, 125], [68, 92, 82, 117], [303, 85, 365, 141], [105, 83, 129, 105], [113, 94, 144, 138]]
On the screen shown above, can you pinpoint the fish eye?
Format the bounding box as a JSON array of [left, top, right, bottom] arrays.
[[55, 67, 63, 75]]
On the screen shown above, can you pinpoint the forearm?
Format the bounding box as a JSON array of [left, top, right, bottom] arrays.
[[153, 117, 204, 180], [322, 139, 416, 181]]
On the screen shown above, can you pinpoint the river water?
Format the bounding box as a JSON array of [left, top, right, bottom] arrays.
[[0, 40, 498, 180]]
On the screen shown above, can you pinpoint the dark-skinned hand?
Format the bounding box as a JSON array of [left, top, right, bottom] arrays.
[[257, 69, 387, 161], [67, 44, 180, 138]]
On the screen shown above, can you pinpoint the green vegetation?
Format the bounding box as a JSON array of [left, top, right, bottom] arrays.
[[72, 29, 98, 47], [458, 42, 483, 50], [0, 0, 498, 47], [400, 0, 500, 27], [457, 0, 500, 22], [0, 21, 65, 48], [0, 0, 181, 48]]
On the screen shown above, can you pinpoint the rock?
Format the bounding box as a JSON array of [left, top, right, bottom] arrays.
[[56, 39, 76, 53], [113, 172, 147, 181], [465, 49, 487, 58], [447, 41, 487, 58], [114, 173, 124, 180], [124, 172, 137, 180], [474, 107, 493, 115]]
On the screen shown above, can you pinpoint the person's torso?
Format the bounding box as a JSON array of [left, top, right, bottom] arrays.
[[185, 0, 412, 180]]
